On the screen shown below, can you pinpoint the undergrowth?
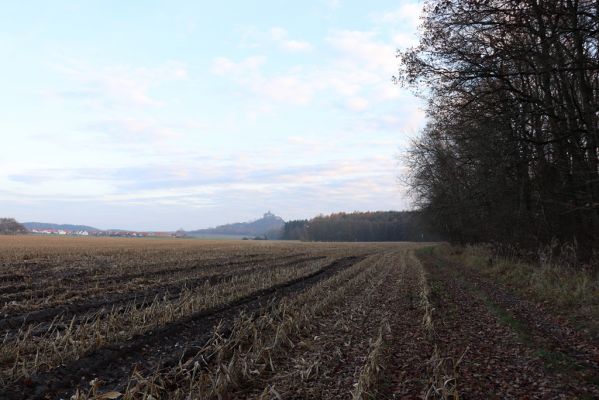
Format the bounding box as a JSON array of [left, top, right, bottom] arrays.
[[434, 245, 599, 307], [436, 244, 599, 336]]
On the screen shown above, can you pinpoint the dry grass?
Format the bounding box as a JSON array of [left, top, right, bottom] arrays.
[[437, 244, 598, 306], [75, 250, 415, 400], [245, 250, 406, 400], [436, 244, 599, 336]]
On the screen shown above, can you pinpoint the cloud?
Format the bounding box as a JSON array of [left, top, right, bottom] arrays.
[[270, 27, 313, 52], [346, 96, 369, 112], [85, 117, 189, 141], [211, 26, 415, 114], [326, 30, 396, 74], [373, 2, 422, 30], [354, 110, 426, 135], [211, 56, 318, 106], [1, 152, 403, 209], [211, 56, 265, 75], [50, 60, 188, 109], [324, 0, 341, 10]]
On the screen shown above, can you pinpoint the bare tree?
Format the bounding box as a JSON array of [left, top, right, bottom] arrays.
[[401, 0, 599, 261], [0, 218, 28, 235]]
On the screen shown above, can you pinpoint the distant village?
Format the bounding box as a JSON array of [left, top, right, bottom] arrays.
[[29, 228, 185, 238]]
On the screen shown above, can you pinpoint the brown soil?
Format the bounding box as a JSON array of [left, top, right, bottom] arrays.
[[1, 256, 361, 400]]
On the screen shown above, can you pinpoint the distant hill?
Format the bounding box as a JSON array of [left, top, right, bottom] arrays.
[[188, 212, 285, 238], [0, 218, 28, 235], [23, 222, 100, 232]]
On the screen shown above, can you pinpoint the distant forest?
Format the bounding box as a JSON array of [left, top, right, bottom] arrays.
[[400, 0, 599, 261], [281, 211, 439, 242], [0, 218, 27, 235]]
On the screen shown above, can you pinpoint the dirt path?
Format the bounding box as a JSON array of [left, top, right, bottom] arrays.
[[1, 256, 362, 400], [429, 254, 599, 396], [405, 253, 599, 399]]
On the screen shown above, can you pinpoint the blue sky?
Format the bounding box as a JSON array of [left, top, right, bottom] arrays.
[[1, 0, 424, 230]]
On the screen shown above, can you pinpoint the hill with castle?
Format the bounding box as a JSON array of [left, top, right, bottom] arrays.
[[186, 212, 285, 238]]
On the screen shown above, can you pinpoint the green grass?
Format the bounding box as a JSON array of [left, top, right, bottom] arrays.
[[472, 288, 598, 388], [421, 244, 599, 393], [478, 294, 531, 343], [414, 246, 436, 257], [459, 276, 599, 392]]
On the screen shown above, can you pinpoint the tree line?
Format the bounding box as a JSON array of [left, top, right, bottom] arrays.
[[0, 218, 27, 235], [400, 0, 599, 261], [281, 211, 440, 242]]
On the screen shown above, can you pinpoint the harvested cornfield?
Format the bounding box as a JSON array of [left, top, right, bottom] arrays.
[[0, 237, 597, 399]]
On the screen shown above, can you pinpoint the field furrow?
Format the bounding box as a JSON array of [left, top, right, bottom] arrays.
[[0, 255, 326, 333], [1, 251, 363, 399]]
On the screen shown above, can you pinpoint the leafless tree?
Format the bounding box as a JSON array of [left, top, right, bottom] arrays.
[[401, 0, 599, 261]]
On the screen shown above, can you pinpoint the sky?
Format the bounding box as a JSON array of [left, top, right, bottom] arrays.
[[0, 0, 425, 231]]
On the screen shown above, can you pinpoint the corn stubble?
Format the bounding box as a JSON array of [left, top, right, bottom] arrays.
[[0, 237, 428, 399], [411, 253, 464, 400], [109, 254, 384, 399], [1, 257, 332, 384]]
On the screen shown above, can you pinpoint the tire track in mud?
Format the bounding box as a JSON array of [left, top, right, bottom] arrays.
[[2, 255, 364, 400], [0, 255, 326, 334]]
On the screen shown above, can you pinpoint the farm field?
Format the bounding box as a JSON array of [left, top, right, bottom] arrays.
[[0, 237, 598, 399]]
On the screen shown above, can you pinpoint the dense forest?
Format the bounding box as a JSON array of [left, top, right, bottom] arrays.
[[400, 0, 599, 261], [281, 211, 439, 242]]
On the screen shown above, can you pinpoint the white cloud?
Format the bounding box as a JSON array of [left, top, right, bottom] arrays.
[[270, 27, 313, 52], [260, 74, 314, 104], [346, 96, 369, 112], [211, 56, 265, 75], [391, 32, 419, 49], [211, 27, 421, 115], [1, 153, 402, 209], [211, 56, 318, 106], [86, 117, 188, 141], [51, 60, 188, 109], [374, 2, 422, 30], [324, 0, 341, 10], [326, 30, 396, 74]]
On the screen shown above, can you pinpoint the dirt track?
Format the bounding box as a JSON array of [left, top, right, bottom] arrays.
[[387, 253, 599, 399]]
